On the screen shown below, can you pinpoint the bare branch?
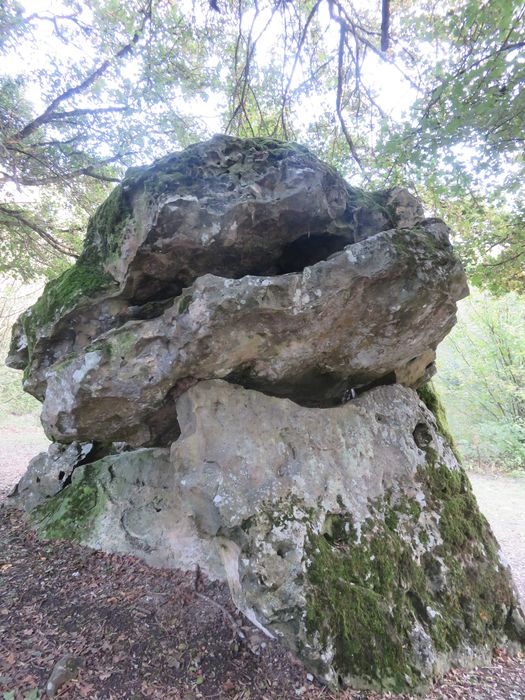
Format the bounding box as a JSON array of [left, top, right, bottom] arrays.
[[8, 40, 139, 143], [482, 249, 524, 267], [333, 15, 362, 168], [2, 145, 124, 186], [279, 0, 322, 134], [5, 1, 154, 145], [380, 0, 390, 52], [46, 106, 131, 122]]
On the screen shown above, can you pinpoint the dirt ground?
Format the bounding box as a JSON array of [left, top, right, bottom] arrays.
[[469, 472, 525, 604], [1, 417, 524, 699], [0, 414, 49, 494]]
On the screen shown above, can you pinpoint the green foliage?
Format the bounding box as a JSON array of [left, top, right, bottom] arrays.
[[0, 0, 217, 279], [0, 278, 41, 416], [0, 0, 524, 290], [435, 290, 525, 470], [0, 362, 40, 414], [414, 189, 525, 296]]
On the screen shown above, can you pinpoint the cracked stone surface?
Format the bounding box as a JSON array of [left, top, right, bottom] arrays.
[[24, 381, 525, 693]]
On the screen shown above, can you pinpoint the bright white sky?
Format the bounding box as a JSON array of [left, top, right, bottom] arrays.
[[7, 0, 518, 203], [6, 0, 417, 158]]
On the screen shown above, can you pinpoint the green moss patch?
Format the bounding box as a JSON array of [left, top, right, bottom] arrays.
[[305, 502, 426, 692], [83, 184, 134, 267], [19, 262, 115, 366], [29, 463, 107, 542], [417, 382, 461, 461], [178, 294, 192, 314], [305, 454, 519, 691]]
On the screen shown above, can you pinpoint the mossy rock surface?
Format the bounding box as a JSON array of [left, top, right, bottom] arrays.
[[417, 381, 461, 460], [29, 462, 107, 542], [8, 134, 430, 383], [301, 387, 519, 691], [304, 458, 518, 692], [21, 381, 524, 693]]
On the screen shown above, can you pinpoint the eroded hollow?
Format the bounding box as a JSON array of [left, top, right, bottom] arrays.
[[29, 228, 357, 377], [276, 233, 352, 274], [413, 422, 433, 450], [124, 231, 354, 307], [224, 365, 397, 408]]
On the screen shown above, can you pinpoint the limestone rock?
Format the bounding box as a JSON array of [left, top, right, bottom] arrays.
[[34, 220, 465, 446], [10, 441, 93, 512], [28, 446, 222, 575], [28, 381, 525, 692], [8, 136, 517, 694], [7, 136, 427, 400], [46, 654, 85, 697]]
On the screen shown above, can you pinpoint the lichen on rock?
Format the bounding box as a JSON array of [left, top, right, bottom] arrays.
[[6, 135, 524, 693]]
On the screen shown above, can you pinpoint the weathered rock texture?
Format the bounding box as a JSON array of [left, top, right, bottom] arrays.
[[7, 135, 523, 693]]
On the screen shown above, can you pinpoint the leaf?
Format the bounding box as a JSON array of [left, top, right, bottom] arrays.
[[3, 652, 16, 667], [24, 690, 41, 700]]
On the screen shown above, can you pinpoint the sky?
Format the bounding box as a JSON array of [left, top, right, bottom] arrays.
[[5, 0, 418, 158]]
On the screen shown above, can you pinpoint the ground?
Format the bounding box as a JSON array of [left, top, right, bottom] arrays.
[[1, 416, 524, 700]]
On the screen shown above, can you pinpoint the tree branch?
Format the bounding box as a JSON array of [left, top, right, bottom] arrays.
[[6, 2, 153, 146], [46, 106, 131, 122], [0, 205, 79, 258], [278, 0, 322, 134], [334, 16, 362, 168], [381, 0, 390, 52]]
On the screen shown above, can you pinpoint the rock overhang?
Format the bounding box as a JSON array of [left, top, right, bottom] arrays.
[[8, 157, 469, 442], [7, 135, 430, 375], [33, 220, 466, 446]]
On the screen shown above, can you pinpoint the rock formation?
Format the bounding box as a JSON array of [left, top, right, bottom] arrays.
[[7, 135, 524, 693]]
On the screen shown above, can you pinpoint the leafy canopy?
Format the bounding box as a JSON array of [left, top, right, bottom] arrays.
[[0, 0, 523, 290]]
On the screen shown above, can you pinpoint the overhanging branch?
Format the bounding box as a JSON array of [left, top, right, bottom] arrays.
[[0, 205, 79, 258]]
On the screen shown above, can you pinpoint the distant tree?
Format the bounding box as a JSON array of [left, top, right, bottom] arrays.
[[436, 291, 525, 470]]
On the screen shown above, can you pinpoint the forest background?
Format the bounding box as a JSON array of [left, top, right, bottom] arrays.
[[0, 0, 523, 471]]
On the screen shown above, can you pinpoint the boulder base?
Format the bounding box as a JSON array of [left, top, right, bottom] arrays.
[[25, 381, 525, 693]]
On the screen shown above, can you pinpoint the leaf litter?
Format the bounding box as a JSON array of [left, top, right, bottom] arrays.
[[1, 494, 524, 700]]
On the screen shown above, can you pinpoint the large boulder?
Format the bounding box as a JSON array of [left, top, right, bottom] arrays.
[[7, 137, 466, 446], [7, 136, 425, 392], [38, 222, 466, 446], [27, 381, 525, 693], [7, 135, 523, 693]]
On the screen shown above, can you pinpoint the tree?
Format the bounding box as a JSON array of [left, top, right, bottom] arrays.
[[0, 0, 524, 289], [0, 0, 219, 278], [436, 291, 525, 470]]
